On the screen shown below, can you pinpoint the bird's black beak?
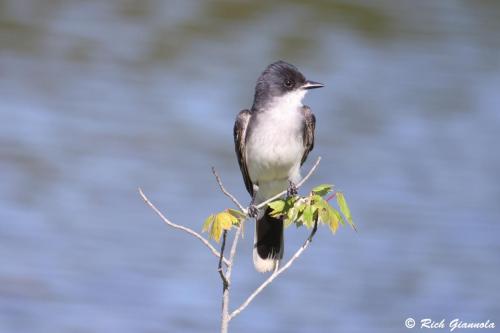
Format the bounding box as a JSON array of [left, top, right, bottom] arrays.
[[302, 80, 324, 90]]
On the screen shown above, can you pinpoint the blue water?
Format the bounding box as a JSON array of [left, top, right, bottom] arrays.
[[1, 1, 499, 332]]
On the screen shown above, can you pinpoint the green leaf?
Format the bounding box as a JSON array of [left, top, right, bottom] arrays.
[[227, 208, 246, 220], [337, 192, 356, 230], [302, 205, 314, 228], [210, 215, 223, 242], [204, 210, 238, 242], [318, 205, 330, 225], [292, 202, 305, 225], [216, 212, 234, 230], [283, 196, 301, 226], [285, 196, 298, 207], [329, 207, 341, 233], [284, 215, 294, 228], [202, 214, 215, 232], [268, 199, 286, 216], [285, 208, 294, 225], [296, 202, 307, 213], [311, 194, 324, 204], [312, 184, 333, 197]]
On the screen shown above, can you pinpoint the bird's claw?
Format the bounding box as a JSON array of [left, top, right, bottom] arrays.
[[287, 181, 298, 198], [248, 205, 259, 218]]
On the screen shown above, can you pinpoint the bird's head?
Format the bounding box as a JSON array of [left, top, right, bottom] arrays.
[[252, 60, 323, 110]]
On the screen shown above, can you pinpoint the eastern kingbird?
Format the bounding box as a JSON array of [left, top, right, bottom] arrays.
[[234, 61, 323, 272]]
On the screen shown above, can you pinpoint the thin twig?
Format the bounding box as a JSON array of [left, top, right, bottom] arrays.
[[229, 220, 319, 320], [212, 167, 247, 213], [211, 163, 247, 332], [138, 188, 230, 266], [256, 156, 322, 209], [226, 220, 244, 281], [218, 231, 229, 289], [221, 221, 245, 332]]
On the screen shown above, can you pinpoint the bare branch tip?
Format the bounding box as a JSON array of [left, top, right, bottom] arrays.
[[138, 187, 148, 203]]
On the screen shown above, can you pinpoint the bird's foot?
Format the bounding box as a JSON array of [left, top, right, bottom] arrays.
[[248, 204, 259, 218], [287, 181, 298, 198]]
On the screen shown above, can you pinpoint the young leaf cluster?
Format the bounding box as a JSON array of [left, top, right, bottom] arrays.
[[202, 209, 245, 242], [268, 184, 356, 233], [202, 184, 355, 242]]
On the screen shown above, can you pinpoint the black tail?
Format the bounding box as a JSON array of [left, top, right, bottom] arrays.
[[253, 207, 284, 272]]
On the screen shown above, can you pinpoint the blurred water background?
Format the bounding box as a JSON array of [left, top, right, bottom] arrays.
[[1, 1, 499, 332]]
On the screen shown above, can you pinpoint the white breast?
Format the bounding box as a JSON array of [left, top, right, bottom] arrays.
[[246, 90, 307, 200]]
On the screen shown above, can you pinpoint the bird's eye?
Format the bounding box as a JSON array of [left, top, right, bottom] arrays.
[[284, 79, 293, 88]]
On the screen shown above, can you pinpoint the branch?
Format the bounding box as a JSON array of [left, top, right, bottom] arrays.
[[256, 156, 322, 209], [218, 231, 229, 289], [229, 220, 319, 320], [140, 155, 325, 332], [226, 220, 245, 280], [212, 167, 247, 213], [221, 220, 245, 333], [138, 188, 230, 266]]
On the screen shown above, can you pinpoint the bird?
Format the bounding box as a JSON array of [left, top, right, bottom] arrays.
[[233, 61, 323, 272]]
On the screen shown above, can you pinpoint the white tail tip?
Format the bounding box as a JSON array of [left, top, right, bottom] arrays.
[[253, 249, 279, 273]]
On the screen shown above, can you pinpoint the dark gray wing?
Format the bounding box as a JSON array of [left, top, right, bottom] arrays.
[[301, 105, 316, 166], [234, 109, 254, 196]]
